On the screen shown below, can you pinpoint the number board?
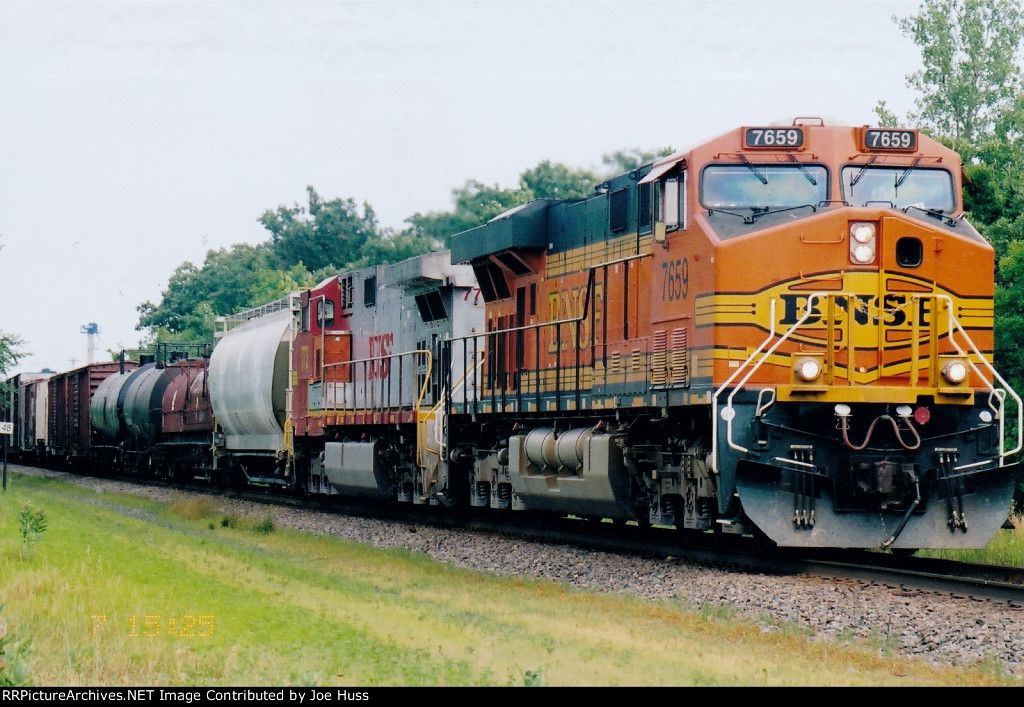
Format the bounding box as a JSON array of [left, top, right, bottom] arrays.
[[0, 422, 12, 435], [863, 129, 917, 151], [744, 127, 804, 149]]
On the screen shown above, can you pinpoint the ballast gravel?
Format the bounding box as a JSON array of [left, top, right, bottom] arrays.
[[14, 466, 1024, 680]]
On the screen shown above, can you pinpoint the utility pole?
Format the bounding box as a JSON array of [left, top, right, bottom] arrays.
[[2, 385, 12, 492], [80, 323, 99, 364]]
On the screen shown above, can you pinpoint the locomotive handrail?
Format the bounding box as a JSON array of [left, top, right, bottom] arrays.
[[448, 251, 651, 415], [322, 349, 433, 416], [213, 292, 301, 336], [711, 296, 790, 472], [935, 294, 1023, 462], [711, 292, 1023, 472], [421, 348, 485, 468]]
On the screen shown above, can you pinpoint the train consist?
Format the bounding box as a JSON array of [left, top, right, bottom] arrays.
[[4, 118, 1021, 551]]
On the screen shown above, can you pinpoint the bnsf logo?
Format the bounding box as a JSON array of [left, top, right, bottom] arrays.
[[778, 293, 932, 328], [547, 283, 604, 352]]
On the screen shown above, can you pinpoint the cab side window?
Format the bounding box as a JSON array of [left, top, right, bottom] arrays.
[[656, 171, 686, 231], [317, 299, 335, 328]]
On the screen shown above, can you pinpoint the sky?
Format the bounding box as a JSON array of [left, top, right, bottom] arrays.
[[0, 0, 923, 374]]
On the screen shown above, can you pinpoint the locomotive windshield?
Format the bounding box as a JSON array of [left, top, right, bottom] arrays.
[[841, 166, 955, 212], [701, 164, 828, 210]]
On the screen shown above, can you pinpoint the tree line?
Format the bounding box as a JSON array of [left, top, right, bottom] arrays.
[[873, 0, 1024, 396], [134, 149, 668, 345]]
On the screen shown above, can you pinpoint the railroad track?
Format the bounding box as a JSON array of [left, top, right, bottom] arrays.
[[11, 461, 1024, 607]]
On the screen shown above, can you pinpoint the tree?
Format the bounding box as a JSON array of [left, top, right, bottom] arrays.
[[877, 0, 1024, 149], [0, 331, 24, 398], [602, 147, 674, 174], [519, 161, 600, 200], [137, 186, 435, 344], [404, 180, 533, 249], [0, 244, 25, 388], [0, 331, 24, 378], [260, 186, 386, 273], [136, 244, 315, 344]]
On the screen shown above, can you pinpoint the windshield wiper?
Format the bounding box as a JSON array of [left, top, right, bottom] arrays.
[[895, 157, 922, 189], [850, 156, 877, 187], [749, 203, 817, 222], [903, 203, 957, 226], [707, 204, 817, 224], [739, 155, 767, 184], [789, 155, 817, 185]]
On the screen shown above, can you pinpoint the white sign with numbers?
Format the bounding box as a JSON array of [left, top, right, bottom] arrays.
[[0, 422, 13, 435]]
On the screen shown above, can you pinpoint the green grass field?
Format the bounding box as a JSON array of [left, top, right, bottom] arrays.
[[0, 471, 1019, 687]]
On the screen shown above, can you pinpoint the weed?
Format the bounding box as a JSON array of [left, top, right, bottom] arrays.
[[220, 514, 239, 529], [0, 607, 32, 686], [169, 495, 216, 521], [17, 504, 46, 559], [252, 514, 275, 534], [522, 667, 543, 686]]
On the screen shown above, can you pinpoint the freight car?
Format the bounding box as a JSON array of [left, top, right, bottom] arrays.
[[1, 371, 53, 461], [6, 117, 1019, 552], [88, 343, 213, 477]]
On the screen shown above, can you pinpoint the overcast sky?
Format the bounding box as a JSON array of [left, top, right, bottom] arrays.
[[0, 0, 922, 374]]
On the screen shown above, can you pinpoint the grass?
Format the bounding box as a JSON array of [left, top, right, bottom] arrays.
[[0, 471, 1020, 686], [918, 511, 1024, 566]]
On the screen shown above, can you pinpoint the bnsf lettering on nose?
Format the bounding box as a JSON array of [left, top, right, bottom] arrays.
[[778, 294, 930, 327]]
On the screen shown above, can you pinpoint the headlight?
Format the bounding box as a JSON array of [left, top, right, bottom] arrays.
[[796, 357, 822, 382], [852, 244, 875, 263], [849, 222, 876, 264], [851, 223, 875, 243], [941, 359, 969, 384]]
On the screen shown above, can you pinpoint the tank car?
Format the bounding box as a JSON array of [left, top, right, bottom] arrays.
[[87, 345, 213, 476], [208, 295, 299, 487], [156, 351, 215, 481], [445, 118, 1021, 550], [90, 362, 140, 466]]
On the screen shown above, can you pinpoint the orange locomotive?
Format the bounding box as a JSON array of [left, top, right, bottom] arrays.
[[447, 118, 1021, 550]]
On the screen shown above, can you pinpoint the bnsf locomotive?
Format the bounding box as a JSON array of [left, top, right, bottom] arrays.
[[4, 118, 1019, 551]]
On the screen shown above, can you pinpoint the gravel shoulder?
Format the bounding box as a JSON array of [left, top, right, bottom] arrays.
[[10, 465, 1024, 680]]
